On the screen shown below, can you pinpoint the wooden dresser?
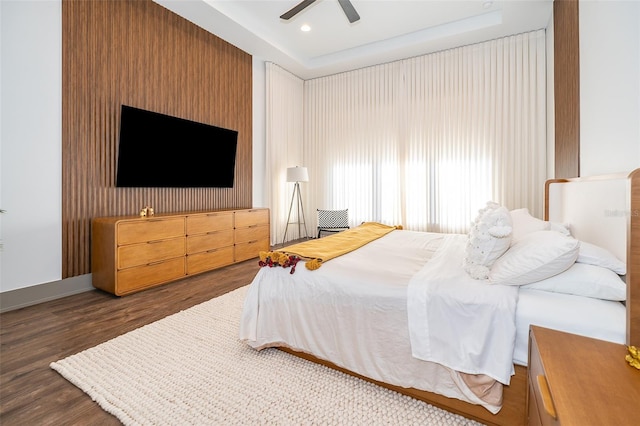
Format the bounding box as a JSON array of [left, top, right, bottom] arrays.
[[527, 325, 640, 426], [92, 208, 269, 295]]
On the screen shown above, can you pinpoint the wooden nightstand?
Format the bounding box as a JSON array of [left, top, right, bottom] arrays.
[[527, 325, 640, 425]]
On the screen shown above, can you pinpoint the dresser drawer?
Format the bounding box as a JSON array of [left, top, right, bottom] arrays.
[[186, 246, 234, 275], [116, 257, 185, 295], [187, 229, 234, 254], [235, 224, 269, 245], [186, 212, 233, 235], [118, 237, 185, 269], [528, 330, 559, 426], [235, 209, 269, 228], [235, 239, 270, 262], [528, 382, 543, 426], [117, 218, 185, 245]]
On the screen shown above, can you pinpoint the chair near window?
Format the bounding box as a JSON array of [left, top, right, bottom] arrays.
[[316, 209, 350, 238]]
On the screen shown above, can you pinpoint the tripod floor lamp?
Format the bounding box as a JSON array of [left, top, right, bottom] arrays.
[[282, 166, 310, 244]]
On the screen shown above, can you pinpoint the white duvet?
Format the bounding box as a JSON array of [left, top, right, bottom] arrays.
[[407, 234, 518, 384], [239, 230, 507, 413]]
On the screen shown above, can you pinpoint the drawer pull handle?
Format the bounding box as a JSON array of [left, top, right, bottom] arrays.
[[147, 240, 165, 244], [536, 375, 557, 419]]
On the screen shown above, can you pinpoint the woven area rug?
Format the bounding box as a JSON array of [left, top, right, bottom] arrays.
[[51, 286, 482, 425]]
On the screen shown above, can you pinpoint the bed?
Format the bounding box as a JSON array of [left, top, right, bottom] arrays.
[[239, 169, 640, 426]]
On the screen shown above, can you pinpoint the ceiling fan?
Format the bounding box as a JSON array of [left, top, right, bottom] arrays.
[[280, 0, 361, 23]]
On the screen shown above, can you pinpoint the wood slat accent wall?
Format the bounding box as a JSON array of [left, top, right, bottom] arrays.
[[553, 0, 580, 178], [62, 0, 252, 279]]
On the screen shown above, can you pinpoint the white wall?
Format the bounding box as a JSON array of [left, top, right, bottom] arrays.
[[579, 0, 640, 176], [0, 0, 62, 292]]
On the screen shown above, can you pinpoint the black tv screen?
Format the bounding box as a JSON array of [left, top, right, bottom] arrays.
[[116, 105, 238, 188]]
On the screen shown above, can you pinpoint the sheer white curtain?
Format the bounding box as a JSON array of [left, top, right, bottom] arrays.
[[304, 30, 547, 233], [265, 63, 305, 244]]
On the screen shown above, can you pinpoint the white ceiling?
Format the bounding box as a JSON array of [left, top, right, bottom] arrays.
[[153, 0, 554, 80]]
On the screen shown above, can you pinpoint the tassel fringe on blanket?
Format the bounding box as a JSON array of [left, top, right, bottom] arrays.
[[259, 222, 403, 273]]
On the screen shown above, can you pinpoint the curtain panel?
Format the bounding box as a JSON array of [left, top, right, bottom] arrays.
[[303, 30, 547, 234], [265, 63, 305, 244]]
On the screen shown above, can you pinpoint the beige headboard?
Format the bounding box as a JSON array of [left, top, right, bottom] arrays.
[[545, 169, 640, 346]]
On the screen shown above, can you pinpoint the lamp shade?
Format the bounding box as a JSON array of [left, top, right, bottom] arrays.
[[286, 166, 309, 183]]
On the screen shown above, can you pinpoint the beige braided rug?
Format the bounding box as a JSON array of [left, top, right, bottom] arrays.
[[51, 286, 482, 425]]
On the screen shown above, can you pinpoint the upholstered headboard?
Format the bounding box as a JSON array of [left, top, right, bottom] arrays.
[[545, 169, 640, 347]]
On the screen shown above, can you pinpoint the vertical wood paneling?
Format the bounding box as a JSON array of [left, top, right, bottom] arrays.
[[553, 0, 580, 178], [62, 0, 252, 278]]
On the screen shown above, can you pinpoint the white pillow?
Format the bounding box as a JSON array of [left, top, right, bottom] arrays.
[[521, 262, 626, 301], [489, 230, 579, 286], [549, 221, 571, 236], [463, 202, 512, 280], [577, 241, 626, 275], [510, 208, 550, 243]]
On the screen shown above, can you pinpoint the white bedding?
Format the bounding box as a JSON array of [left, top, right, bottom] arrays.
[[513, 288, 626, 365], [240, 230, 443, 347], [239, 229, 626, 413], [407, 234, 518, 384]]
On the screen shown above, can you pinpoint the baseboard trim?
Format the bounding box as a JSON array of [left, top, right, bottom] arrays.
[[0, 274, 94, 313]]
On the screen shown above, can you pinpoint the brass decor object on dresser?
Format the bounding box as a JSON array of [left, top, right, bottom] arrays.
[[527, 325, 640, 426], [92, 209, 269, 296]]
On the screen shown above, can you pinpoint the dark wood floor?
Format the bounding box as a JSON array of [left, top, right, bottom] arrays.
[[0, 259, 260, 425]]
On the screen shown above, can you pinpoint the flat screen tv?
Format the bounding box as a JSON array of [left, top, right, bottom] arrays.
[[116, 105, 238, 188]]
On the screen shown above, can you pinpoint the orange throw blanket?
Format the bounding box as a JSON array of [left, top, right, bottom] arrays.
[[259, 222, 402, 271]]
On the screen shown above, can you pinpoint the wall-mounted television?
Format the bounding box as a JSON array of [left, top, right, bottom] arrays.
[[116, 105, 238, 188]]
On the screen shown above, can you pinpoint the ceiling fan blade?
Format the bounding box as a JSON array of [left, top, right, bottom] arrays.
[[337, 0, 360, 23], [280, 0, 317, 20]]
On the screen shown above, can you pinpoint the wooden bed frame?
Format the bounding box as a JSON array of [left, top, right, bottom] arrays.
[[279, 169, 640, 426]]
